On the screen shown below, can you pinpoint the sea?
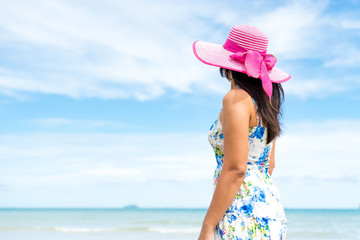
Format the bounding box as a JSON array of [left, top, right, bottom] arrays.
[[0, 208, 359, 240]]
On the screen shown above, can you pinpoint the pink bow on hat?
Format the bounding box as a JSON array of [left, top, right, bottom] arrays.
[[229, 48, 277, 102]]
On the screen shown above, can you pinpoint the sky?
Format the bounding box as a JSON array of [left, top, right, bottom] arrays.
[[0, 0, 359, 209]]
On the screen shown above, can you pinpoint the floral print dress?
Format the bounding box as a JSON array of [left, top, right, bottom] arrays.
[[209, 107, 287, 240]]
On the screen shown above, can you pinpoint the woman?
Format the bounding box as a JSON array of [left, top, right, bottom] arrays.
[[192, 25, 290, 239]]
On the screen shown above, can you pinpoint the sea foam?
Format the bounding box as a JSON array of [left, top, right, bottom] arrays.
[[149, 227, 200, 234]]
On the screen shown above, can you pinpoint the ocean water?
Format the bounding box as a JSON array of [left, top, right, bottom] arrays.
[[0, 208, 359, 240]]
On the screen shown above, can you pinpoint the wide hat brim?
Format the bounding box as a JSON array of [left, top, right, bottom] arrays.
[[193, 41, 291, 83]]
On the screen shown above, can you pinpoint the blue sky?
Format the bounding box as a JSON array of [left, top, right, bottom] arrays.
[[0, 0, 359, 209]]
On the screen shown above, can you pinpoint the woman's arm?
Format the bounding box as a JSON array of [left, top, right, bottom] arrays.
[[268, 139, 276, 176], [198, 89, 251, 239]]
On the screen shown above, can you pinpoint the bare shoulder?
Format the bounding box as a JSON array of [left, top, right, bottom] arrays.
[[222, 88, 252, 110], [221, 89, 253, 134]]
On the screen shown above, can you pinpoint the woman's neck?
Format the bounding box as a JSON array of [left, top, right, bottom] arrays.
[[230, 80, 236, 90]]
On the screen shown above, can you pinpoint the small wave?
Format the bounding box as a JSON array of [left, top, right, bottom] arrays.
[[0, 226, 146, 233], [0, 226, 200, 234], [0, 226, 121, 233], [149, 227, 200, 234], [54, 227, 119, 233]]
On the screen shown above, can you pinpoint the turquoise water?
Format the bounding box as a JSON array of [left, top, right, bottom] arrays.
[[0, 208, 359, 240]]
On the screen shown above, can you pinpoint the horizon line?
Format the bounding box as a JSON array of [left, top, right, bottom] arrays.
[[0, 206, 359, 210]]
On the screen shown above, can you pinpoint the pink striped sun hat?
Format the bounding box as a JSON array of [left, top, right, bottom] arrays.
[[193, 25, 290, 101]]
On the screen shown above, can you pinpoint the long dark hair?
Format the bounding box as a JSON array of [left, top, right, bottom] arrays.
[[220, 68, 284, 144]]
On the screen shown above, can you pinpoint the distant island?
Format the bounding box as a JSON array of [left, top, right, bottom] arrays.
[[122, 204, 140, 210]]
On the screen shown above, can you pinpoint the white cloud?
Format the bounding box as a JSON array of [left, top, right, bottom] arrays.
[[29, 118, 132, 129], [340, 19, 360, 30], [81, 168, 142, 177], [0, 131, 215, 207], [324, 48, 360, 68], [274, 119, 360, 208], [0, 132, 214, 185], [1, 0, 359, 101], [0, 0, 220, 100], [282, 77, 351, 99], [276, 119, 360, 178], [0, 118, 359, 208], [249, 1, 329, 59]]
